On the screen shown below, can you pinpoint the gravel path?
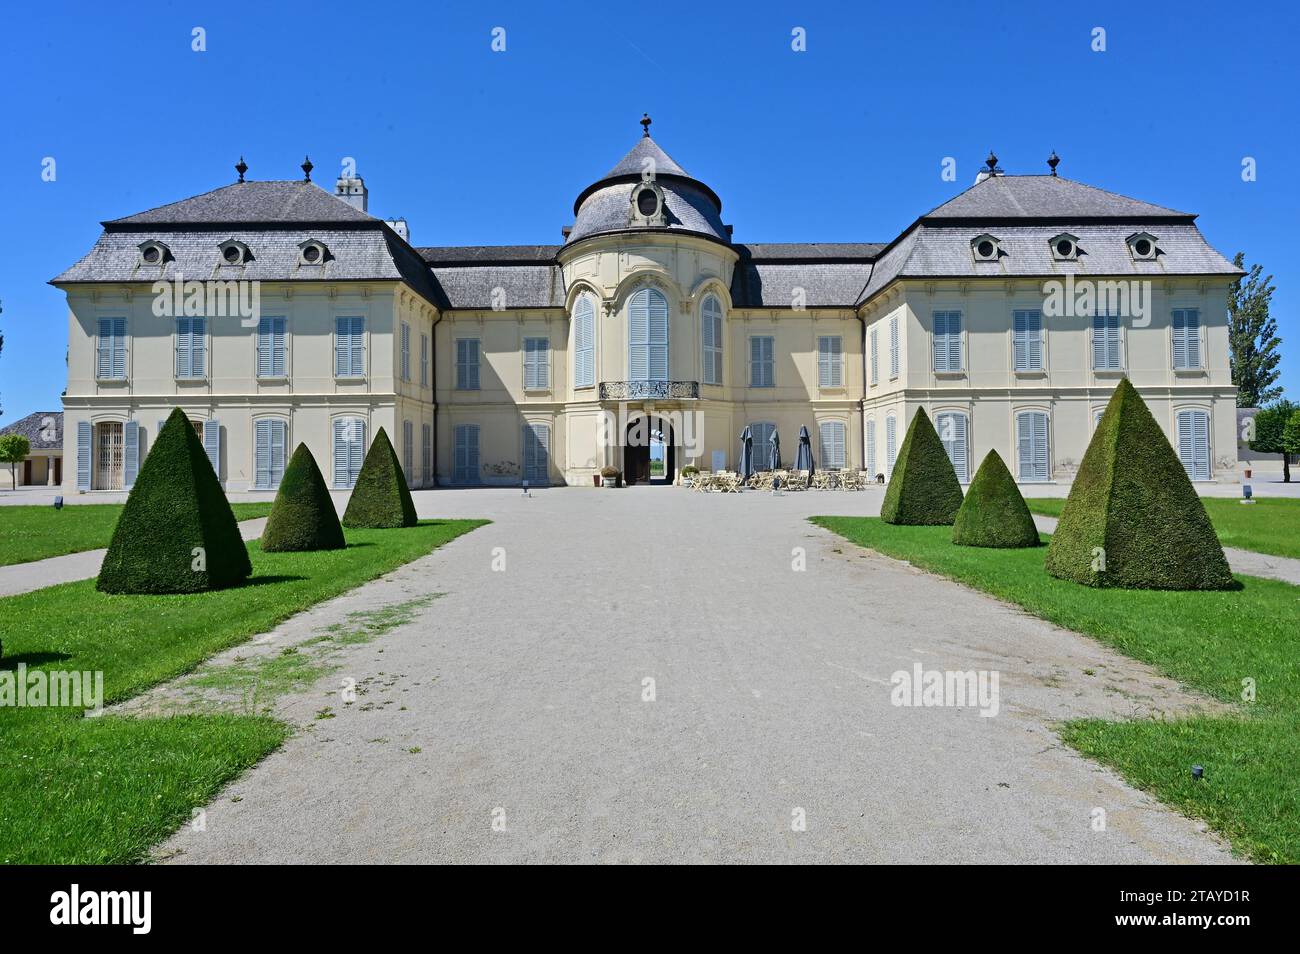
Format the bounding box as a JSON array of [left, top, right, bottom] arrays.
[[134, 487, 1238, 864]]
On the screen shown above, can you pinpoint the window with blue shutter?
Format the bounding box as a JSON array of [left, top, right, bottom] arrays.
[[702, 295, 723, 385], [885, 415, 898, 472], [750, 336, 775, 388], [333, 417, 366, 488], [522, 422, 550, 485], [454, 424, 480, 484], [750, 421, 776, 470], [889, 316, 900, 378], [97, 318, 126, 379], [257, 317, 286, 378], [456, 338, 480, 390], [123, 421, 140, 488], [573, 295, 595, 388], [403, 419, 414, 484], [175, 317, 206, 378], [1176, 409, 1211, 480], [932, 312, 962, 373], [819, 420, 847, 469], [202, 420, 222, 479], [1091, 314, 1122, 370], [335, 316, 364, 377], [420, 334, 429, 387], [628, 288, 669, 382], [1172, 309, 1202, 369], [870, 327, 879, 386], [1016, 411, 1050, 482], [524, 337, 549, 389], [421, 423, 431, 485], [935, 411, 970, 482], [818, 336, 843, 387], [254, 419, 287, 489], [76, 420, 92, 489], [865, 418, 877, 475], [400, 322, 411, 381], [1013, 309, 1043, 371]]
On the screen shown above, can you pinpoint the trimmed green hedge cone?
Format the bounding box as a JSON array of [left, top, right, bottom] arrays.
[[1045, 378, 1233, 589], [952, 450, 1041, 548], [342, 427, 418, 529], [261, 443, 346, 552], [97, 407, 251, 594], [880, 407, 963, 525]]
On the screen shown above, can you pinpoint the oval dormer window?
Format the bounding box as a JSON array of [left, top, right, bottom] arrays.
[[1134, 238, 1152, 257], [976, 240, 995, 258], [298, 240, 328, 265], [223, 245, 241, 264], [636, 187, 659, 217], [138, 241, 169, 265], [1055, 238, 1074, 257]]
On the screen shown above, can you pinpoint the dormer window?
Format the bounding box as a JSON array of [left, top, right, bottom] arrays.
[[138, 240, 170, 266], [298, 239, 329, 265], [219, 239, 251, 266], [628, 181, 667, 227], [970, 233, 1001, 262], [1050, 232, 1080, 261], [1127, 232, 1159, 261]]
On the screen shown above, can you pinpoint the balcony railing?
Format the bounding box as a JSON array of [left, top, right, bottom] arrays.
[[598, 380, 700, 401]]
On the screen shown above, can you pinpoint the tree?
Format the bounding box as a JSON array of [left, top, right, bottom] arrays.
[[0, 433, 30, 489], [951, 450, 1041, 548], [880, 408, 963, 525], [97, 408, 251, 594], [261, 443, 346, 552], [1228, 252, 1283, 407], [1045, 379, 1232, 590], [1250, 399, 1297, 482], [342, 427, 418, 529], [1282, 409, 1300, 463]]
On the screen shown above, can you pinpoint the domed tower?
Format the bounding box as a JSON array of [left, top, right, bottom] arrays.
[[559, 117, 738, 483]]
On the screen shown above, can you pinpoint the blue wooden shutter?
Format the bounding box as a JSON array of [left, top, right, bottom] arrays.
[[1017, 412, 1049, 481], [123, 421, 140, 488], [1177, 410, 1211, 480], [350, 317, 365, 376], [820, 421, 846, 469], [865, 419, 877, 474], [648, 289, 669, 381], [273, 318, 286, 376], [937, 412, 969, 482], [702, 296, 722, 386], [254, 420, 271, 488], [574, 297, 595, 387], [421, 334, 429, 386], [333, 419, 349, 486], [1091, 316, 1107, 369], [203, 420, 221, 478], [112, 318, 126, 378], [819, 337, 842, 387], [1014, 310, 1041, 371], [523, 423, 550, 484], [885, 416, 898, 471], [403, 420, 413, 483], [933, 312, 960, 372], [335, 317, 349, 376], [401, 323, 411, 381], [258, 318, 272, 377], [889, 317, 899, 377], [176, 318, 191, 377], [76, 421, 92, 489], [191, 317, 206, 376], [422, 423, 431, 485], [97, 319, 111, 378], [870, 327, 879, 385], [629, 290, 650, 380]]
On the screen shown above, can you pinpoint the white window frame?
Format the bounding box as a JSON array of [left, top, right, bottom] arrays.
[[400, 322, 411, 382], [865, 417, 877, 475], [628, 287, 669, 382], [175, 316, 207, 379], [573, 294, 596, 389], [420, 333, 430, 388], [885, 415, 898, 473], [523, 336, 550, 390], [889, 316, 900, 380], [1012, 309, 1044, 372], [334, 316, 365, 378], [455, 338, 481, 391], [453, 423, 480, 485], [1175, 407, 1212, 480], [818, 336, 844, 388], [935, 410, 971, 483], [253, 417, 288, 490], [749, 335, 775, 388], [869, 326, 879, 387], [1172, 308, 1203, 370], [1091, 313, 1123, 372], [702, 294, 724, 386], [96, 317, 127, 380], [1016, 410, 1051, 483], [257, 316, 287, 379], [522, 422, 551, 485], [332, 416, 366, 488], [819, 420, 847, 470], [931, 311, 962, 374]]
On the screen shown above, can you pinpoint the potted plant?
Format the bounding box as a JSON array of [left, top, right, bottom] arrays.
[[600, 465, 621, 489], [681, 465, 699, 488]]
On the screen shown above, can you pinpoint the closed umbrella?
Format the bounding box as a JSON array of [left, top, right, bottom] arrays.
[[769, 428, 781, 471], [796, 425, 815, 480], [738, 426, 754, 483]]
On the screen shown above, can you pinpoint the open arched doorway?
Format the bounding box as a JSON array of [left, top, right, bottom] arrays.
[[624, 415, 675, 486]]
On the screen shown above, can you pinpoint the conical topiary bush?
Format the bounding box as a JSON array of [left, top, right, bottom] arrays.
[[97, 407, 251, 593], [261, 443, 346, 552], [342, 426, 418, 529], [880, 407, 963, 525], [1045, 378, 1233, 589], [952, 450, 1041, 548]]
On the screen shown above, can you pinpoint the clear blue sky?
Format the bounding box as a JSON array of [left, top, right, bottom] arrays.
[[2, 0, 1297, 423]]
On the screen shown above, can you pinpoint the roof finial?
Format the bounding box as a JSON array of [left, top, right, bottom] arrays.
[[1047, 150, 1060, 176], [301, 155, 313, 182], [640, 113, 652, 138], [235, 156, 248, 183], [985, 150, 999, 175]]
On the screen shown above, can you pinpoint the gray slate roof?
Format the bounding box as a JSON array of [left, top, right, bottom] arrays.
[[921, 175, 1191, 221], [428, 265, 564, 310], [600, 137, 691, 181], [568, 180, 729, 245], [418, 246, 561, 265], [0, 411, 63, 450], [105, 181, 375, 226]]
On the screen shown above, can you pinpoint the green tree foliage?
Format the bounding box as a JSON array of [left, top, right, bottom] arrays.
[[97, 408, 251, 594], [342, 427, 418, 529], [261, 443, 346, 552], [952, 450, 1041, 548], [1045, 379, 1233, 590], [1228, 253, 1283, 407], [0, 433, 30, 490], [880, 408, 963, 525], [1250, 399, 1297, 483]]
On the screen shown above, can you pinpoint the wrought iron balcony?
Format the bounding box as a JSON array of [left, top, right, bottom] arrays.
[[598, 380, 700, 401]]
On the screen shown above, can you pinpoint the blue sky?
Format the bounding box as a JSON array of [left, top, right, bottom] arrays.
[[1, 0, 1297, 422]]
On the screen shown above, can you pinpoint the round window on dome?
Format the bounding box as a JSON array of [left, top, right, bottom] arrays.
[[976, 240, 995, 259], [302, 245, 321, 263], [1134, 238, 1152, 257], [636, 188, 659, 217], [1055, 239, 1074, 258]]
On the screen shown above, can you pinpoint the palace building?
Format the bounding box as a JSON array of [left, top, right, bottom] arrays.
[[53, 119, 1241, 492]]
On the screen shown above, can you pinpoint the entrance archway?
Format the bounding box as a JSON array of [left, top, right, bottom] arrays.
[[624, 415, 675, 486]]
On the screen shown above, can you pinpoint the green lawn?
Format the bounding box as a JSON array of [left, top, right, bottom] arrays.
[[0, 518, 484, 863], [0, 502, 273, 568], [1027, 496, 1300, 561], [812, 516, 1300, 864]]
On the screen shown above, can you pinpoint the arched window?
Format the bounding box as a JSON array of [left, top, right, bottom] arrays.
[[935, 410, 970, 482], [750, 421, 777, 471], [819, 420, 847, 470], [333, 416, 366, 488], [865, 417, 877, 476], [885, 415, 898, 474], [1016, 410, 1050, 482], [1176, 409, 1211, 480], [629, 287, 669, 382], [701, 294, 723, 385], [573, 294, 595, 388]]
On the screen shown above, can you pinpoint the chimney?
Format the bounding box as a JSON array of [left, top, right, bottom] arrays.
[[385, 218, 410, 243], [335, 173, 368, 212]]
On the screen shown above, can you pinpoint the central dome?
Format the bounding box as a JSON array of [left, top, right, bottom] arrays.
[[567, 129, 727, 246]]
